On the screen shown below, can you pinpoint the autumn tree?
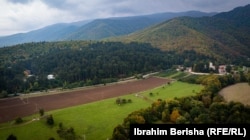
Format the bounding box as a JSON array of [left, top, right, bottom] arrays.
[[170, 109, 181, 123], [123, 110, 146, 128]]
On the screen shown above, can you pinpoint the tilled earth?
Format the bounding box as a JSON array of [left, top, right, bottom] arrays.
[[0, 77, 171, 123]]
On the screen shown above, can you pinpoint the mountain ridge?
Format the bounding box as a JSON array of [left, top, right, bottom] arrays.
[[111, 4, 250, 64], [0, 11, 216, 47]]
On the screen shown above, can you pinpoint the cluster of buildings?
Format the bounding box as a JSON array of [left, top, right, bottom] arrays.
[[23, 70, 55, 80], [209, 62, 227, 75], [177, 61, 250, 76], [176, 62, 228, 75]]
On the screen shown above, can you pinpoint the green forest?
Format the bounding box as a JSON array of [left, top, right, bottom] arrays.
[[0, 41, 216, 96]]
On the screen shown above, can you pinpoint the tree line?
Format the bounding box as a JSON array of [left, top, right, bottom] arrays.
[[111, 73, 250, 140]]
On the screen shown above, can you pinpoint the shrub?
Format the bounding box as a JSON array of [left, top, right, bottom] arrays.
[[7, 134, 17, 140], [15, 117, 23, 124], [46, 115, 54, 126], [39, 108, 45, 116]]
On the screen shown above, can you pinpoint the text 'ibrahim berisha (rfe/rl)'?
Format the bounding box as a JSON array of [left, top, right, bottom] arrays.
[[130, 124, 249, 139]]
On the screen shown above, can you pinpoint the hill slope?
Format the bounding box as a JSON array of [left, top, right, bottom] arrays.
[[0, 11, 215, 47], [113, 4, 250, 63], [65, 11, 215, 40]]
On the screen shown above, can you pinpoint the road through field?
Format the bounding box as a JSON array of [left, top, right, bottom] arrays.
[[0, 77, 171, 123]]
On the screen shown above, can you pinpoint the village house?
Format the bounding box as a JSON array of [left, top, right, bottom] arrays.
[[185, 67, 192, 72], [218, 65, 227, 75], [209, 62, 216, 71]]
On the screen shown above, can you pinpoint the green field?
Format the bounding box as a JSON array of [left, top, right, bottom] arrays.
[[155, 69, 189, 80], [0, 81, 203, 140]]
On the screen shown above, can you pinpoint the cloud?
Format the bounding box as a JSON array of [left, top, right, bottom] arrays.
[[179, 0, 249, 12], [8, 0, 32, 4], [0, 0, 74, 36], [41, 0, 69, 9], [0, 0, 249, 36]]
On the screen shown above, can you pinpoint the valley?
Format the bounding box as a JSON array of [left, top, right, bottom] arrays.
[[0, 3, 250, 140]]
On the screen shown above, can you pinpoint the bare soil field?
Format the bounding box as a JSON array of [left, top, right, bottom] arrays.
[[0, 77, 171, 123], [219, 83, 250, 106]]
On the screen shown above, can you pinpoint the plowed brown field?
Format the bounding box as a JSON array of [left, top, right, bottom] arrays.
[[0, 77, 171, 123]]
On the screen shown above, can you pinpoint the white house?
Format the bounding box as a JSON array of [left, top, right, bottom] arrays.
[[209, 62, 216, 70], [47, 74, 55, 80], [218, 65, 227, 75]]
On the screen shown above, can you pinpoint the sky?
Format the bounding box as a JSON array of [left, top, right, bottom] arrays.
[[0, 0, 249, 36]]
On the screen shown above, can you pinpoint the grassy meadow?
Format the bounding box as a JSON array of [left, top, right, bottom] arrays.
[[0, 80, 203, 140]]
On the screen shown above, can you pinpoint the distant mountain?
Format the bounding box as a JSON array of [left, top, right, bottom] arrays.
[[0, 20, 91, 47], [65, 11, 216, 40], [0, 11, 215, 47], [112, 4, 250, 63]]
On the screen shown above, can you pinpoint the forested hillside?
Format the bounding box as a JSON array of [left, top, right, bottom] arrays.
[[0, 41, 186, 96], [113, 4, 250, 65]]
